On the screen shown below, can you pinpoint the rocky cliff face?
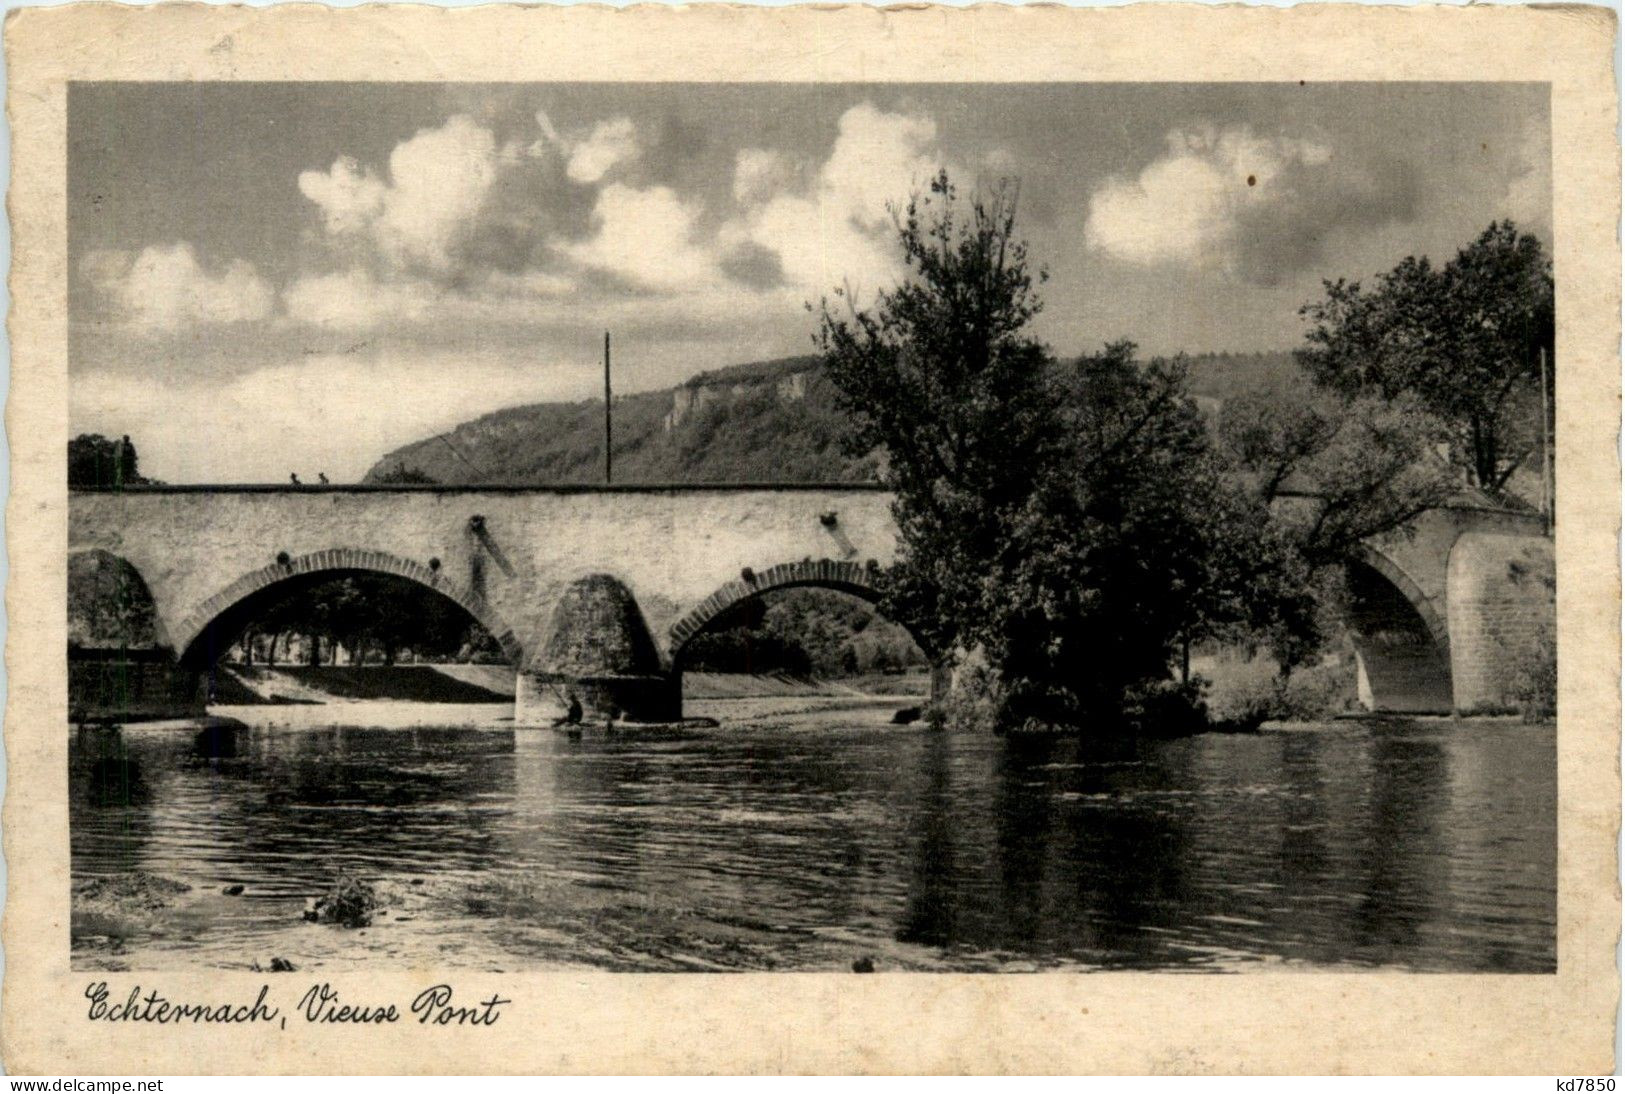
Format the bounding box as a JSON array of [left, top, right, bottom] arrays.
[[663, 369, 809, 433]]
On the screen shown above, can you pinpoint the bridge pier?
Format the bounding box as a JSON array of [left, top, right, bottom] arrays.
[[518, 573, 682, 725]]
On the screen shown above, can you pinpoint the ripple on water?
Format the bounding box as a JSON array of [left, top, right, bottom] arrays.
[[70, 710, 1555, 973]]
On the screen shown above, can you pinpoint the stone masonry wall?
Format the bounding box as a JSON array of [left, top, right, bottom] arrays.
[[69, 487, 902, 670], [69, 655, 206, 722], [70, 487, 1553, 722], [1446, 532, 1556, 713]]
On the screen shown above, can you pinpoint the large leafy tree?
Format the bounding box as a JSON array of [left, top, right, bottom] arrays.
[[818, 173, 1304, 729], [998, 343, 1295, 723], [817, 172, 1059, 666], [1297, 220, 1553, 493], [1218, 385, 1457, 668]]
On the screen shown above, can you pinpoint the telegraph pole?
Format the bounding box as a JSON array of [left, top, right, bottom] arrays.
[[603, 330, 613, 485]]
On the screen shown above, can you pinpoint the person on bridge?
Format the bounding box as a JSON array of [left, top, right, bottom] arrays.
[[289, 473, 301, 485], [318, 472, 329, 484]]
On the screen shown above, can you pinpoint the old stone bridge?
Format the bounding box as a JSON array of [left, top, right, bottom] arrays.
[[68, 484, 1553, 723]]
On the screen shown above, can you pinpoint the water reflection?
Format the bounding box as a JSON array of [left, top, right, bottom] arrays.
[[1352, 731, 1449, 953], [897, 733, 958, 949], [70, 710, 1556, 972]]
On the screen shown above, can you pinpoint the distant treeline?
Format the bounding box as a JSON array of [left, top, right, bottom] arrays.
[[680, 588, 927, 677], [226, 574, 504, 668]]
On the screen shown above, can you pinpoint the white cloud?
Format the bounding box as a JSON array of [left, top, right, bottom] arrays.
[[282, 257, 750, 336], [818, 102, 941, 232], [565, 117, 641, 184], [282, 268, 436, 330], [283, 104, 949, 333], [71, 349, 583, 484], [728, 102, 948, 297], [568, 183, 721, 292], [1084, 125, 1333, 271], [1499, 118, 1551, 233], [298, 114, 501, 274], [83, 243, 275, 330], [532, 109, 562, 148], [296, 155, 386, 235], [289, 111, 664, 327], [733, 147, 795, 206]]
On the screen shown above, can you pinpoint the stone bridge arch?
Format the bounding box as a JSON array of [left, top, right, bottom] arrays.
[[1345, 543, 1454, 713], [173, 547, 523, 669], [668, 558, 889, 664], [664, 557, 944, 710], [1355, 543, 1449, 650]]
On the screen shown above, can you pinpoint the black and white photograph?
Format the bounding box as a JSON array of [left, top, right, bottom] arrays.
[[62, 77, 1563, 979]]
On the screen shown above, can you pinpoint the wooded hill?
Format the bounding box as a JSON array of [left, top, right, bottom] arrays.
[[364, 351, 1303, 486]]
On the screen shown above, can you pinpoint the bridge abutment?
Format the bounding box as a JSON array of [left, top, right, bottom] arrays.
[[69, 549, 208, 722], [1446, 532, 1556, 713], [69, 652, 207, 722]]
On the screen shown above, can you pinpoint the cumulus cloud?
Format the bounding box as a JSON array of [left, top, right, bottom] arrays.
[[298, 114, 501, 275], [818, 103, 941, 232], [83, 243, 275, 330], [283, 102, 952, 331], [291, 110, 655, 320], [296, 155, 386, 236], [1084, 124, 1417, 284], [733, 148, 795, 206], [567, 183, 722, 291], [282, 268, 437, 330], [564, 117, 641, 184], [727, 102, 949, 296]]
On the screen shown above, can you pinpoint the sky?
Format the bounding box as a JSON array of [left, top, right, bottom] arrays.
[[67, 82, 1551, 483]]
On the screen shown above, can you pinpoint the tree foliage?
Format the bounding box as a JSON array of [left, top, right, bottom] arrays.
[[817, 173, 1316, 729], [680, 588, 927, 677], [1297, 220, 1553, 493], [1222, 387, 1457, 568], [69, 433, 149, 488], [818, 172, 1058, 666], [375, 462, 439, 484], [993, 343, 1287, 723], [233, 574, 493, 666]]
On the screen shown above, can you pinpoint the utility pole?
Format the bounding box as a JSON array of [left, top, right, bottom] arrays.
[[1539, 346, 1552, 535], [603, 330, 613, 485]]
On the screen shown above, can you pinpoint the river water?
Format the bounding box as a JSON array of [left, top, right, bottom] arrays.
[[70, 699, 1555, 973]]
